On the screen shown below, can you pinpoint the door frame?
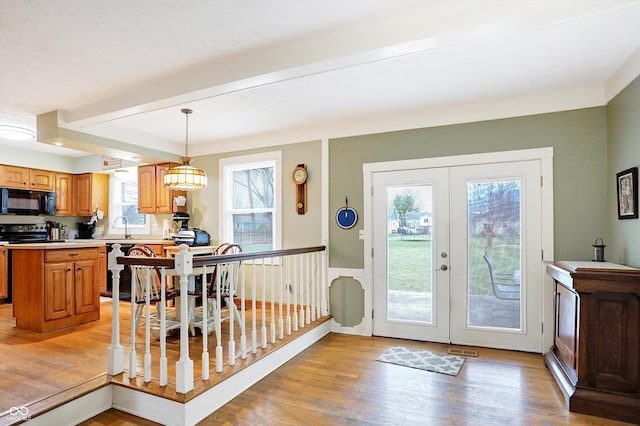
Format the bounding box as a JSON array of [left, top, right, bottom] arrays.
[[363, 147, 555, 351]]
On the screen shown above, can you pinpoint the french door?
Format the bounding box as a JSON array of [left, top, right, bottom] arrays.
[[372, 160, 542, 352]]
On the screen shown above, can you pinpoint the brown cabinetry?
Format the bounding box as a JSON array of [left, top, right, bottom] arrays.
[[55, 172, 74, 216], [138, 163, 186, 214], [74, 173, 109, 216], [0, 165, 54, 190], [98, 245, 107, 295], [12, 247, 101, 332], [545, 262, 640, 424], [0, 246, 7, 301]]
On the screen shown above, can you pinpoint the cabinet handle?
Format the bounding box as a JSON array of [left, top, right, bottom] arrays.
[[67, 268, 71, 272], [68, 253, 79, 257], [77, 267, 82, 271]]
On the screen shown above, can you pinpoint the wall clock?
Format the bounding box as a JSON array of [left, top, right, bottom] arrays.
[[292, 164, 307, 214], [336, 197, 358, 229]]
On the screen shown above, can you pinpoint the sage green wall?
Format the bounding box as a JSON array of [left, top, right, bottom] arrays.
[[329, 107, 608, 268], [190, 140, 322, 248], [607, 75, 640, 268]]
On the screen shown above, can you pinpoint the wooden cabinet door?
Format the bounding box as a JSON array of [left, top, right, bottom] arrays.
[[74, 259, 99, 314], [137, 165, 156, 213], [98, 246, 107, 295], [29, 169, 55, 191], [155, 163, 172, 213], [74, 173, 92, 216], [55, 172, 74, 216], [555, 283, 578, 382], [0, 165, 29, 188], [73, 173, 109, 216], [44, 262, 74, 321], [0, 247, 7, 299]]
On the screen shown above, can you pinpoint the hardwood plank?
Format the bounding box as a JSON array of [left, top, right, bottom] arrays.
[[2, 298, 633, 425]]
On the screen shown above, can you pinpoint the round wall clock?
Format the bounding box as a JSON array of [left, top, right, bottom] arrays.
[[292, 165, 308, 185], [336, 197, 358, 229]]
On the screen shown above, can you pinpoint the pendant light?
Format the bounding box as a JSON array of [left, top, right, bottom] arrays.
[[163, 108, 208, 191]]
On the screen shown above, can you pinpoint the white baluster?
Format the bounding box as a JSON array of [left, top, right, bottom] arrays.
[[144, 266, 152, 383], [159, 267, 168, 386], [240, 261, 247, 359], [251, 259, 257, 354], [309, 253, 316, 322], [270, 257, 276, 344], [305, 254, 311, 325], [201, 266, 209, 381], [286, 256, 292, 335], [292, 255, 298, 332], [278, 257, 284, 340], [261, 261, 267, 349], [129, 261, 137, 379], [107, 244, 124, 376], [215, 263, 223, 373], [228, 262, 236, 366], [299, 255, 305, 329]]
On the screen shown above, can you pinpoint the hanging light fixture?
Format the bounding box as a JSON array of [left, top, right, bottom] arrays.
[[163, 108, 208, 191]]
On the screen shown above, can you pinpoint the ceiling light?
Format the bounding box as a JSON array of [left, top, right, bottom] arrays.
[[113, 169, 130, 179], [164, 108, 207, 191], [0, 124, 35, 141]]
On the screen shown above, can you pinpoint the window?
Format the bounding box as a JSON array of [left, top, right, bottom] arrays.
[[109, 170, 150, 234], [220, 152, 282, 253]]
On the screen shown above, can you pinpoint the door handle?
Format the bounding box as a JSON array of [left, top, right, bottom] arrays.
[[435, 264, 448, 271]]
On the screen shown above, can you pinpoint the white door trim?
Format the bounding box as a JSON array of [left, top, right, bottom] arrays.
[[363, 147, 554, 351]]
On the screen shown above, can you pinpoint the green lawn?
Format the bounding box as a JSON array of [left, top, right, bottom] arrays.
[[387, 234, 520, 295]]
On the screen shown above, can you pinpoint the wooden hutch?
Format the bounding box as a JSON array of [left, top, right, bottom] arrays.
[[545, 261, 640, 424]]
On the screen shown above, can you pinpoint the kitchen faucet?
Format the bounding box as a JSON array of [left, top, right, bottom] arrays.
[[113, 216, 131, 239]]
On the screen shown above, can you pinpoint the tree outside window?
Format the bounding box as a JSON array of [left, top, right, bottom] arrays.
[[220, 152, 281, 254]]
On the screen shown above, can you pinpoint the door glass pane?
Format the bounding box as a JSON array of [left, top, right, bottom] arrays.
[[467, 179, 521, 329], [386, 185, 433, 323]]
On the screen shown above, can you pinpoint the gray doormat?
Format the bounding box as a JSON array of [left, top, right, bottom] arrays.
[[376, 346, 465, 376]]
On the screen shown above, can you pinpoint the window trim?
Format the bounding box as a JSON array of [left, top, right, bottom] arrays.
[[108, 173, 150, 235], [219, 151, 282, 252]]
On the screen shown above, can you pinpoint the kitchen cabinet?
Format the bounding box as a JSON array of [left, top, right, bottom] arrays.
[[0, 165, 54, 191], [0, 246, 7, 301], [12, 247, 101, 332], [55, 172, 74, 216], [74, 173, 109, 216], [545, 261, 640, 424], [98, 245, 107, 295], [138, 163, 186, 214]]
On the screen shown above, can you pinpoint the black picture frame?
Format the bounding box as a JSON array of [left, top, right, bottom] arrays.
[[616, 167, 638, 219]]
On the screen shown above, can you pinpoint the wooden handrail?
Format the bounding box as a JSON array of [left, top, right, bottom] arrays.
[[116, 245, 326, 268]]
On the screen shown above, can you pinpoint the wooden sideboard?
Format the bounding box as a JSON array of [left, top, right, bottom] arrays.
[[545, 261, 640, 424]]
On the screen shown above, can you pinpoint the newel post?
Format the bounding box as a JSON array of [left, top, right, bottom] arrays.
[[174, 244, 194, 393], [107, 243, 124, 375]]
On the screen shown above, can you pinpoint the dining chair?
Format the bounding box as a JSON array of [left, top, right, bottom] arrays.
[[127, 245, 180, 335]]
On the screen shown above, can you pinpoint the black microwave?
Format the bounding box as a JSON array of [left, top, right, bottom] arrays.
[[0, 188, 56, 215]]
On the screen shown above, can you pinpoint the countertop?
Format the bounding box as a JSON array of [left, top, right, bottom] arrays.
[[6, 239, 177, 249]]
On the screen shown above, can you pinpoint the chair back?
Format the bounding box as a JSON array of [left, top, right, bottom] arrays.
[[483, 251, 498, 283], [127, 245, 163, 303], [209, 243, 242, 298]]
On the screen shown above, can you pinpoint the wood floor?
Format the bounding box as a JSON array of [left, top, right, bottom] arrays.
[[1, 300, 633, 425]]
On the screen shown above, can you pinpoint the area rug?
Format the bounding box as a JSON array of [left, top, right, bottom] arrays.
[[376, 346, 465, 376]]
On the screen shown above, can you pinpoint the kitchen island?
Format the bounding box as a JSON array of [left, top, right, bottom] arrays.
[[10, 239, 176, 332]]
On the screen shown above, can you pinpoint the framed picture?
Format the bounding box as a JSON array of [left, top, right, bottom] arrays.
[[616, 167, 638, 219]]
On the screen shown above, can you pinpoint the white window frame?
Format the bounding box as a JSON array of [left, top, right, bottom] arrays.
[[108, 172, 150, 236], [219, 151, 282, 253]]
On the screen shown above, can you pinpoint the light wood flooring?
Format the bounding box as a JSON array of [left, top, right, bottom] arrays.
[[1, 300, 633, 425]]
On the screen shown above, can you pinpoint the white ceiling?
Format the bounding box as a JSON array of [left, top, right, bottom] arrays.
[[1, 0, 640, 160]]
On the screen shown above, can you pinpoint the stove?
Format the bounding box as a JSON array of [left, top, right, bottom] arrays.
[[0, 223, 63, 244]]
